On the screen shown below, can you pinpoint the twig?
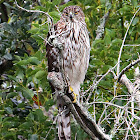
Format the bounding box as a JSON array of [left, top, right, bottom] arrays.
[[88, 101, 124, 109], [117, 7, 140, 76], [45, 115, 58, 139], [69, 99, 111, 140], [124, 117, 135, 139], [123, 44, 140, 47], [55, 5, 62, 16], [86, 63, 118, 102], [14, 0, 53, 23], [100, 109, 116, 125], [96, 62, 118, 86], [118, 58, 140, 82]]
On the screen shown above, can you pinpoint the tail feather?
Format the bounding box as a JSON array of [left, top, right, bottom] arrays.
[[47, 72, 71, 139], [58, 100, 71, 140]]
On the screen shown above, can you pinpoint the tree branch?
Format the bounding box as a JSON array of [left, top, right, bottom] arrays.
[[123, 44, 140, 47], [120, 72, 140, 108], [118, 58, 140, 82], [47, 71, 111, 140], [95, 11, 110, 40], [86, 62, 118, 102], [14, 0, 53, 21], [69, 98, 111, 140], [117, 7, 140, 76], [120, 74, 134, 94]]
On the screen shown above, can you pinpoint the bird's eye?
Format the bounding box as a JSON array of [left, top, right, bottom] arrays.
[[65, 12, 68, 16], [75, 12, 78, 15]]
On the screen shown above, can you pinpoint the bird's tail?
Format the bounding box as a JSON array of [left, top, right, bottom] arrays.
[[57, 98, 71, 140]]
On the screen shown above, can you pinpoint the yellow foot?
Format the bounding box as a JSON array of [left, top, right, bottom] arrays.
[[69, 86, 77, 103]]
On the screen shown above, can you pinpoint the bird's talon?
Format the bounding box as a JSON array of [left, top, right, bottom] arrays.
[[69, 86, 77, 103]]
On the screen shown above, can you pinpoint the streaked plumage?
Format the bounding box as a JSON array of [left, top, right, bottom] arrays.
[[46, 5, 90, 140]]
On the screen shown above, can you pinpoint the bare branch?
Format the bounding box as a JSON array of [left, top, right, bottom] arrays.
[[47, 71, 111, 140], [95, 11, 110, 40], [117, 7, 140, 76], [134, 67, 140, 108], [88, 101, 124, 109], [118, 58, 140, 82], [86, 63, 118, 102], [15, 0, 53, 21], [89, 101, 140, 111], [120, 72, 140, 109], [62, 94, 111, 140], [123, 44, 140, 47], [55, 5, 62, 17], [120, 74, 134, 94], [96, 63, 118, 85]]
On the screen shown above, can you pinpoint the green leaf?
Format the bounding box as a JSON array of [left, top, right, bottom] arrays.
[[32, 23, 39, 28], [34, 109, 45, 122], [131, 0, 138, 7], [115, 100, 123, 106], [17, 60, 29, 65], [100, 50, 105, 57], [27, 68, 40, 77], [19, 122, 32, 129], [91, 59, 104, 66], [27, 112, 34, 121], [137, 111, 140, 116], [15, 86, 34, 99], [52, 0, 61, 5], [28, 28, 39, 34], [45, 99, 54, 111], [92, 39, 104, 46], [49, 11, 61, 20], [28, 134, 38, 140], [3, 132, 15, 139], [17, 70, 24, 80], [105, 28, 115, 38], [34, 50, 44, 61], [22, 87, 35, 99], [14, 55, 21, 61], [5, 107, 13, 114], [111, 38, 122, 44], [31, 34, 44, 44], [27, 57, 40, 65], [132, 17, 139, 26], [0, 115, 2, 123], [35, 70, 46, 79], [8, 75, 18, 82], [7, 92, 18, 99], [104, 34, 111, 45], [3, 2, 16, 10], [3, 53, 12, 60]]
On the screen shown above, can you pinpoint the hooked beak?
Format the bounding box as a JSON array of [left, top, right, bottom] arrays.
[[69, 12, 73, 20]]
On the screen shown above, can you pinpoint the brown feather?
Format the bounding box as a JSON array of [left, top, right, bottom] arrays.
[[46, 5, 90, 140]]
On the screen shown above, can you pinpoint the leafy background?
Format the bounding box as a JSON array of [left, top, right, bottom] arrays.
[[0, 0, 140, 139]]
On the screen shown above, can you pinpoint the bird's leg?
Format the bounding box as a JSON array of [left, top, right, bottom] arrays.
[[69, 86, 78, 103]]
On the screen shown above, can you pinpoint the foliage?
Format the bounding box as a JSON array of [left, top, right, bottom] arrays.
[[0, 0, 140, 139]]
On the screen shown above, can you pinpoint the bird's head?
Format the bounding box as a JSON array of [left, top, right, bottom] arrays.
[[62, 5, 85, 23]]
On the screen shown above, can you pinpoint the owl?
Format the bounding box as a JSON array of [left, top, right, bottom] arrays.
[[46, 5, 90, 140]]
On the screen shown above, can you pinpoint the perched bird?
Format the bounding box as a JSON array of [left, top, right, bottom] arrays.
[[46, 5, 90, 140]]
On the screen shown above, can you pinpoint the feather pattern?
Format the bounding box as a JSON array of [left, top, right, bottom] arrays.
[[46, 5, 90, 140]]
